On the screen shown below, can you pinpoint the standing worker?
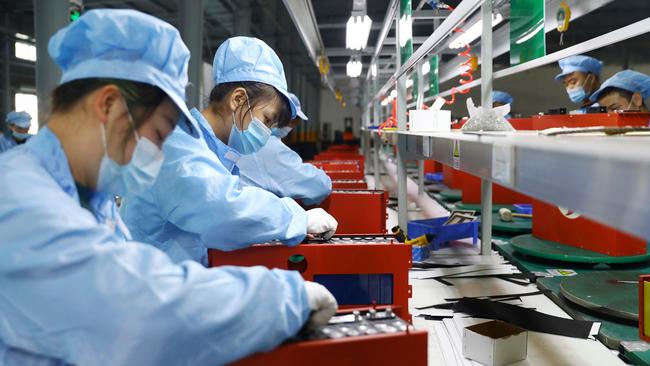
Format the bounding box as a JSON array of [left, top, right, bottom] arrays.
[[122, 37, 338, 265], [0, 10, 336, 366], [554, 55, 603, 113], [0, 111, 32, 152], [492, 90, 513, 119], [590, 70, 650, 114], [238, 92, 332, 205]]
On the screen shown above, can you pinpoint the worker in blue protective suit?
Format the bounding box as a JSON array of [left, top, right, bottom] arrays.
[[0, 111, 32, 152], [238, 92, 332, 205], [492, 90, 513, 119], [0, 10, 337, 366], [590, 70, 650, 116], [554, 55, 603, 113], [122, 36, 338, 265]]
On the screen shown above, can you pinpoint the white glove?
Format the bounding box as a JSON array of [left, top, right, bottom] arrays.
[[304, 281, 338, 328], [306, 208, 338, 238]]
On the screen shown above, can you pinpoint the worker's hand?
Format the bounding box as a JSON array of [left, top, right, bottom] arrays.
[[304, 281, 338, 328], [306, 208, 338, 239]]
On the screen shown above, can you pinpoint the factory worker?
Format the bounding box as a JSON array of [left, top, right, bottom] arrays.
[[492, 90, 513, 119], [238, 92, 332, 205], [554, 55, 603, 113], [122, 37, 338, 265], [0, 111, 32, 152], [590, 70, 650, 114], [0, 10, 336, 366]]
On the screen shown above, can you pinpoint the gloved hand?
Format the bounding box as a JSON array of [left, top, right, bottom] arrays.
[[306, 208, 338, 239], [304, 281, 338, 328]]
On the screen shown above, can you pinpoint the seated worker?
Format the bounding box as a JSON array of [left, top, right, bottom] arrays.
[[0, 111, 32, 152], [0, 10, 336, 366], [492, 90, 513, 119], [590, 70, 650, 113], [238, 92, 332, 205], [122, 37, 338, 265], [554, 55, 603, 113]]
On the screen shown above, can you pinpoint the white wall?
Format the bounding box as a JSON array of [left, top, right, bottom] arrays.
[[319, 87, 362, 138]]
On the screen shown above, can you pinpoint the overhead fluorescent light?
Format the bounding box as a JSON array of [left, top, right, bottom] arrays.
[[346, 15, 373, 50], [371, 63, 377, 78], [15, 42, 36, 62], [398, 14, 413, 47], [449, 13, 503, 49], [346, 56, 363, 78]]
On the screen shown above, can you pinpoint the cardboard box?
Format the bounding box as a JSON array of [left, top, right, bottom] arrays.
[[462, 320, 527, 366]]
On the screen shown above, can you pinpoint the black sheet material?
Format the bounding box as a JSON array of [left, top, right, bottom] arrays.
[[453, 298, 598, 339]]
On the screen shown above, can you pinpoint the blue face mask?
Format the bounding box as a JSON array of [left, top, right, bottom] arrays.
[[12, 131, 30, 141], [227, 95, 272, 155], [566, 87, 587, 104], [272, 126, 292, 138], [96, 107, 164, 196]]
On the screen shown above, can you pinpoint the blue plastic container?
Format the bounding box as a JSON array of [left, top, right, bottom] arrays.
[[425, 172, 444, 183], [513, 204, 533, 215], [412, 245, 430, 261], [407, 216, 479, 251]]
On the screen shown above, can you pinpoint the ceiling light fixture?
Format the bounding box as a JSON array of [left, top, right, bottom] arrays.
[[346, 56, 363, 78], [346, 0, 373, 50]]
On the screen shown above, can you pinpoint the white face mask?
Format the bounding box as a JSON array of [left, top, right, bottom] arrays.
[[96, 106, 164, 196]]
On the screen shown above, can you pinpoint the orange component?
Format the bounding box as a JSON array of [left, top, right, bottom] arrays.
[[460, 172, 531, 205], [208, 239, 412, 320], [532, 199, 646, 256], [423, 160, 442, 174], [230, 309, 427, 366], [311, 159, 364, 173], [332, 180, 368, 190], [305, 190, 388, 235], [532, 112, 650, 129]]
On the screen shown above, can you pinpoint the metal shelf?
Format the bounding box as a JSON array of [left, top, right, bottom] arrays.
[[398, 130, 650, 241]]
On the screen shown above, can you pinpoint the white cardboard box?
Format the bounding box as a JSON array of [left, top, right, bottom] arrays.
[[409, 109, 451, 132], [462, 320, 528, 366]]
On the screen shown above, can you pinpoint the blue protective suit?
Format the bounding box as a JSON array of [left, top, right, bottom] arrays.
[[0, 132, 29, 153], [122, 108, 308, 265], [0, 127, 310, 366], [238, 136, 332, 205]]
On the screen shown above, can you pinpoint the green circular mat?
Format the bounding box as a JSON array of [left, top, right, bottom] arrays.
[[560, 271, 640, 321], [511, 234, 650, 264], [455, 203, 518, 213], [439, 189, 462, 202], [490, 212, 532, 234]]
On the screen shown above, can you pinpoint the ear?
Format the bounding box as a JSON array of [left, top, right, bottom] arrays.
[[228, 87, 248, 113], [631, 92, 643, 109], [93, 85, 122, 124]]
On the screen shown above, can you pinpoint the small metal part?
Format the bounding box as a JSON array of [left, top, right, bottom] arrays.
[[385, 307, 394, 317], [367, 309, 377, 319], [365, 328, 379, 335]]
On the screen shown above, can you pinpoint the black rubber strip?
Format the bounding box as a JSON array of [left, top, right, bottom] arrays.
[[452, 298, 597, 339], [415, 290, 549, 310]]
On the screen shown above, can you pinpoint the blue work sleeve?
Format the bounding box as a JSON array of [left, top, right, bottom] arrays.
[[155, 131, 308, 250], [0, 165, 311, 366], [238, 137, 332, 205]]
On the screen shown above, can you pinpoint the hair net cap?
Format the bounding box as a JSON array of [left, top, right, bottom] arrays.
[[492, 91, 513, 105], [554, 55, 603, 82], [590, 70, 650, 103], [212, 37, 297, 119], [6, 111, 32, 128], [48, 9, 199, 136], [288, 93, 308, 121]]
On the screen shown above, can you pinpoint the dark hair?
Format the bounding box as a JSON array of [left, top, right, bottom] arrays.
[[208, 81, 292, 126], [50, 78, 167, 129], [598, 87, 634, 103]]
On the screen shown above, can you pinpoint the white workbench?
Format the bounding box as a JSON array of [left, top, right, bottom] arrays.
[[366, 168, 624, 366]]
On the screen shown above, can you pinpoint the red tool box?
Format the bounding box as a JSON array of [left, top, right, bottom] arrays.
[[311, 159, 364, 173], [323, 170, 366, 180], [531, 111, 650, 129], [532, 199, 646, 256], [305, 189, 388, 235], [209, 235, 412, 320], [331, 180, 368, 190], [231, 307, 427, 366]]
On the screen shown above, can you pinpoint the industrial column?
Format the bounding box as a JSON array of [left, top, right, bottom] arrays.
[[416, 62, 425, 196], [3, 34, 10, 127], [372, 75, 381, 189], [180, 0, 204, 109], [395, 3, 408, 230], [479, 0, 494, 255], [34, 0, 68, 126]]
